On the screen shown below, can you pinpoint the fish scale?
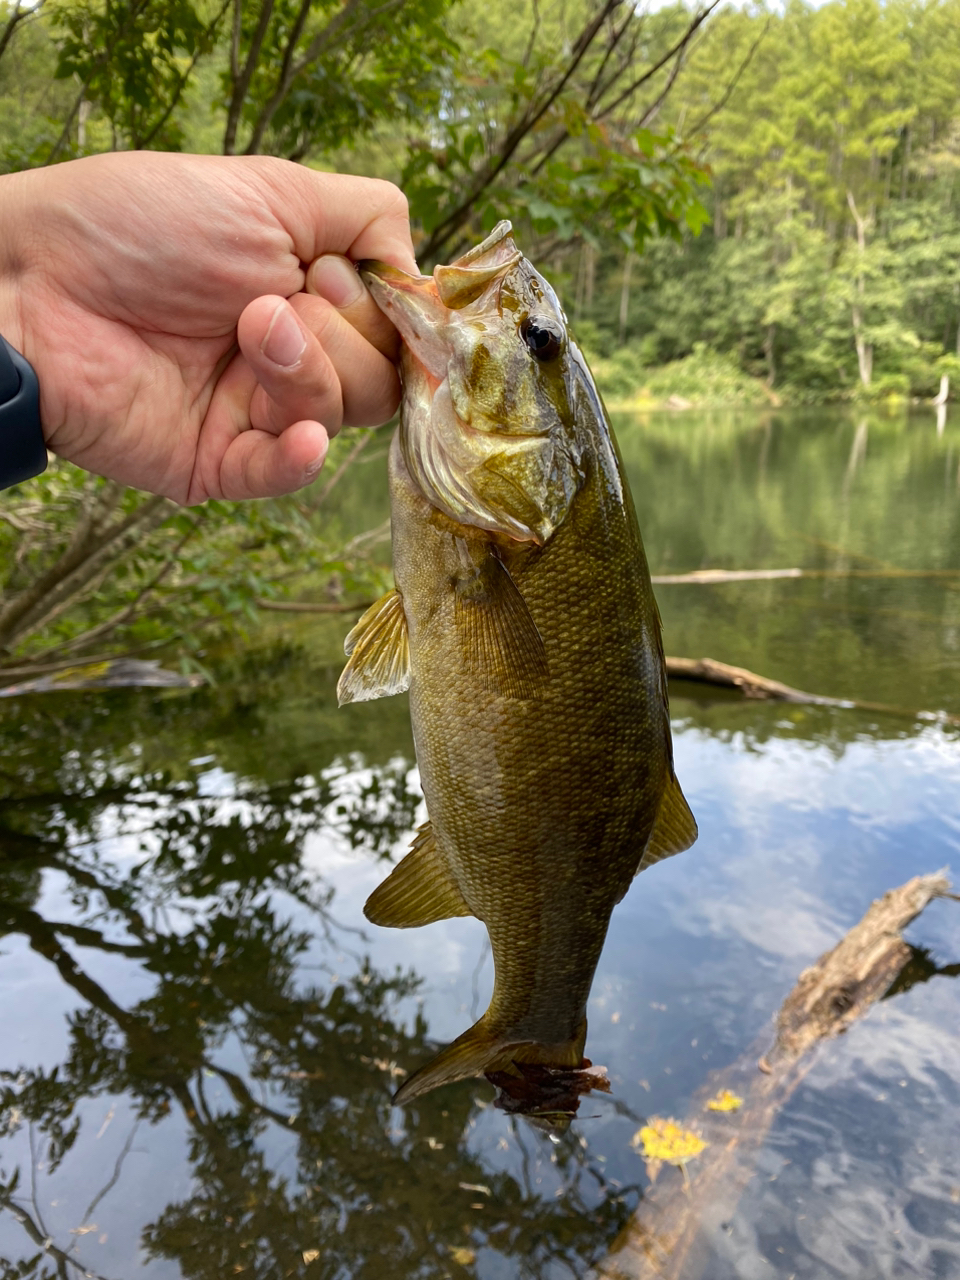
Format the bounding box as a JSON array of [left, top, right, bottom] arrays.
[[337, 221, 697, 1110]]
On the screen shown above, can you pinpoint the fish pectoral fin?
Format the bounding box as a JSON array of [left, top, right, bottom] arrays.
[[454, 553, 548, 700], [636, 773, 698, 873], [364, 821, 473, 928], [337, 588, 410, 706]]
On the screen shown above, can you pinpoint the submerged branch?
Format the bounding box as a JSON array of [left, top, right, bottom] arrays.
[[591, 872, 955, 1280], [255, 599, 373, 614], [652, 567, 960, 583], [665, 655, 960, 725]]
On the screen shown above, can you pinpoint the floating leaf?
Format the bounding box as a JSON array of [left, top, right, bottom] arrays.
[[705, 1088, 744, 1113], [632, 1117, 707, 1167]]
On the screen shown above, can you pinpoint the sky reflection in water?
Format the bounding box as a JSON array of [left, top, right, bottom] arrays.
[[1, 407, 959, 1279]]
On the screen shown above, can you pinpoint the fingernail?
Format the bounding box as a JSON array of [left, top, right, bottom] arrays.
[[304, 449, 326, 479], [262, 301, 306, 367], [310, 255, 364, 308]]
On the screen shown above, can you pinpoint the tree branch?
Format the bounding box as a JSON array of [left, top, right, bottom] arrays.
[[223, 0, 277, 154], [418, 0, 622, 262], [137, 0, 232, 148], [0, 0, 35, 63], [243, 0, 406, 156], [22, 521, 200, 664], [0, 494, 175, 654], [678, 18, 769, 140], [594, 0, 721, 123]]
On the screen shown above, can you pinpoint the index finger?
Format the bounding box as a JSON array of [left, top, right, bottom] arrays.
[[250, 159, 418, 275]]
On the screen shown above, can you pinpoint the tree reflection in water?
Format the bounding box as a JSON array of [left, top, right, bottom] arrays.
[[0, 669, 638, 1279]]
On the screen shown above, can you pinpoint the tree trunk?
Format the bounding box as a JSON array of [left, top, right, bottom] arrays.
[[846, 191, 872, 388], [763, 323, 776, 387], [618, 248, 634, 345], [900, 126, 911, 200]]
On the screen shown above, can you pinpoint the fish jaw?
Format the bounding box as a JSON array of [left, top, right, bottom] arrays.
[[358, 261, 449, 382]]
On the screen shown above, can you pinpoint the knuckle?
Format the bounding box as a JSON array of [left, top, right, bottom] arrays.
[[370, 177, 409, 219]]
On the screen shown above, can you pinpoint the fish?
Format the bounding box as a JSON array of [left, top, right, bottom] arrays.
[[337, 221, 696, 1108]]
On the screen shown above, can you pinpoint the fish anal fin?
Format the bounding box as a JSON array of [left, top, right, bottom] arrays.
[[454, 552, 548, 700], [364, 821, 472, 928], [637, 773, 698, 874], [394, 1015, 586, 1106], [337, 588, 410, 706]]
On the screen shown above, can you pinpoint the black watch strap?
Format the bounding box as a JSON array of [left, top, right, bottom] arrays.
[[0, 335, 46, 490]]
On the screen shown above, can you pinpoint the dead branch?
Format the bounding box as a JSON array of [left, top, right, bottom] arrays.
[[595, 0, 721, 123], [305, 427, 377, 511], [0, 494, 174, 653], [651, 567, 960, 583], [590, 872, 954, 1280], [0, 658, 201, 696], [665, 654, 960, 725], [679, 18, 769, 141], [32, 521, 201, 663], [255, 598, 373, 614]]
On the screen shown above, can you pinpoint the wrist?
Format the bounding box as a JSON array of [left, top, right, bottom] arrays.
[[0, 173, 28, 354], [0, 172, 49, 486]]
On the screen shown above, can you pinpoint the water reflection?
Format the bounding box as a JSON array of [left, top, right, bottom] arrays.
[[1, 408, 959, 1278], [0, 679, 637, 1278]]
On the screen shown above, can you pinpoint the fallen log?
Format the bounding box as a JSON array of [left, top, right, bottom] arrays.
[[0, 658, 203, 696], [255, 598, 373, 614], [665, 655, 960, 725], [651, 567, 960, 584], [590, 871, 955, 1280]]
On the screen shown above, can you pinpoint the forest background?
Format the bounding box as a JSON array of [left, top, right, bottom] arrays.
[[1, 0, 959, 677]]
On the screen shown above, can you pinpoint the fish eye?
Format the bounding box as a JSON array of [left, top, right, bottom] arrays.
[[520, 316, 562, 362]]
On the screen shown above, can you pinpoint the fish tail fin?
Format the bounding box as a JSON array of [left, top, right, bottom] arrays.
[[393, 1016, 587, 1106]]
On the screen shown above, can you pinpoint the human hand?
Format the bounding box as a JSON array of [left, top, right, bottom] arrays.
[[0, 152, 415, 502]]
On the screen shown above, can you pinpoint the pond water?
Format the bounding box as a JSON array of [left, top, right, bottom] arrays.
[[1, 407, 959, 1280]]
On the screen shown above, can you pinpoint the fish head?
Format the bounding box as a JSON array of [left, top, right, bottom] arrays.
[[361, 222, 585, 545]]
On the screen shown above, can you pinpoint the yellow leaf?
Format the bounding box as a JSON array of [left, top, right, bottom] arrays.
[[705, 1088, 744, 1113], [302, 1250, 320, 1264], [449, 1246, 476, 1265], [631, 1117, 707, 1166]]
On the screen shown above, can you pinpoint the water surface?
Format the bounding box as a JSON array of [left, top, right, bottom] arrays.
[[1, 407, 958, 1279]]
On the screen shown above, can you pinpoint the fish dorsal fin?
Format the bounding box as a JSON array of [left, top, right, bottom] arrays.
[[454, 552, 548, 700], [364, 821, 473, 928], [636, 773, 698, 874], [337, 588, 410, 706]]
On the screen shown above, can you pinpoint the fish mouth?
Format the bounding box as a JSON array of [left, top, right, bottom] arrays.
[[360, 230, 524, 380], [359, 260, 449, 380]]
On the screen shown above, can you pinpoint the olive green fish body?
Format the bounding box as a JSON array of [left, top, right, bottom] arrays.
[[339, 223, 696, 1104]]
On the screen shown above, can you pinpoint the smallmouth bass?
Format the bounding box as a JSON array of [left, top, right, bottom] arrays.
[[338, 222, 696, 1108]]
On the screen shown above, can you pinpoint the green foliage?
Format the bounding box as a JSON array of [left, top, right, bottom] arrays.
[[0, 1, 75, 169], [591, 341, 772, 406], [613, 0, 960, 401], [400, 2, 713, 263], [0, 670, 638, 1277], [0, 0, 721, 669], [0, 439, 393, 674]]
